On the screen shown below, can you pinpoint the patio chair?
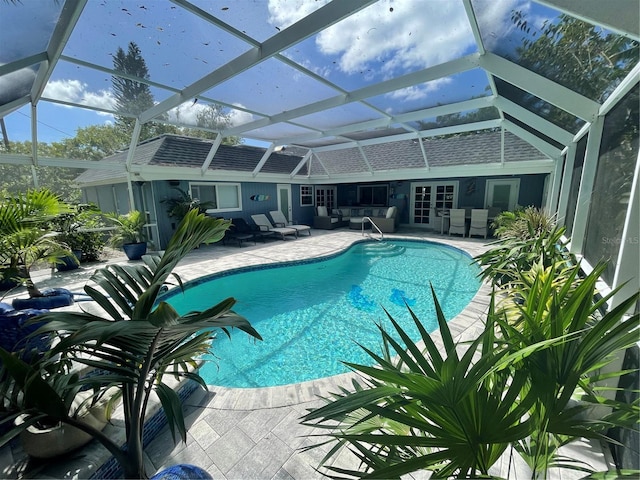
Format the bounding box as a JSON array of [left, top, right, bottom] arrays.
[[227, 218, 274, 244], [269, 210, 311, 236], [468, 209, 489, 238], [251, 214, 298, 240], [448, 208, 466, 237]]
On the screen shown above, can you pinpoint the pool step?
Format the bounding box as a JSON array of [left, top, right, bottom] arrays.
[[360, 242, 406, 257]]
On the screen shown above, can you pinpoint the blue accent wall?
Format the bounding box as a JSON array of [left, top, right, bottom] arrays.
[[83, 173, 549, 249]]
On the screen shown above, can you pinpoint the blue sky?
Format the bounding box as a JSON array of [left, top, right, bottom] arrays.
[[1, 0, 544, 147]]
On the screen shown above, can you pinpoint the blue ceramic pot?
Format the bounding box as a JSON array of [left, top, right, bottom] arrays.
[[123, 242, 147, 260], [150, 464, 212, 480]]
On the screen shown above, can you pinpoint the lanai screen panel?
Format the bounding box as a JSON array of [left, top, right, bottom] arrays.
[[366, 69, 491, 115], [0, 2, 63, 107], [294, 102, 385, 131], [472, 0, 639, 104], [203, 57, 341, 118], [62, 0, 251, 90], [281, 0, 478, 93]]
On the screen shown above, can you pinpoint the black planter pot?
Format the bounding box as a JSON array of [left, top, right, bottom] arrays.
[[123, 242, 147, 260]]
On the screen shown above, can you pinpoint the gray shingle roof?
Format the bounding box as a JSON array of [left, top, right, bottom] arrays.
[[75, 130, 549, 185], [310, 130, 548, 175], [75, 135, 307, 184]]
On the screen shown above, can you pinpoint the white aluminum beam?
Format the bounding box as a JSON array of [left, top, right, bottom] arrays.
[[480, 52, 601, 122], [140, 0, 377, 124], [611, 148, 640, 309], [200, 135, 223, 175], [31, 0, 87, 104], [503, 120, 562, 159], [493, 97, 574, 145], [225, 54, 480, 136], [536, 0, 639, 41], [556, 142, 576, 226], [569, 115, 604, 254], [599, 63, 640, 117], [252, 145, 275, 176], [290, 151, 312, 178]]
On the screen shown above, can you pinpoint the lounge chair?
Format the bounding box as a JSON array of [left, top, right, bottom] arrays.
[[251, 214, 297, 240], [269, 210, 311, 236], [224, 218, 274, 245], [468, 209, 489, 238], [448, 208, 466, 237]]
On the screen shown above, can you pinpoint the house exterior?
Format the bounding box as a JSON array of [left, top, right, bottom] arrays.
[[76, 130, 551, 249]]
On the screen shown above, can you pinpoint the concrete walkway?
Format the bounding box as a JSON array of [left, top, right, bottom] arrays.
[[0, 228, 608, 479]]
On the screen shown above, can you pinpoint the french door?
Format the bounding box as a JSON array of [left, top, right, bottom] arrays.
[[315, 186, 336, 209], [411, 181, 458, 228]]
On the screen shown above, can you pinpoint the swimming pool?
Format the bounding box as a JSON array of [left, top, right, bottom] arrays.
[[166, 239, 481, 388]]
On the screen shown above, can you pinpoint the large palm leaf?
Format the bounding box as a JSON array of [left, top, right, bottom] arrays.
[[301, 287, 536, 479], [0, 209, 262, 479]]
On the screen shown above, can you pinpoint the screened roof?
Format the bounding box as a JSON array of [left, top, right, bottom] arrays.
[[0, 0, 638, 183]]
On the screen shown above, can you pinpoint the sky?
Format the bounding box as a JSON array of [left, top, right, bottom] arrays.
[[0, 0, 551, 148]]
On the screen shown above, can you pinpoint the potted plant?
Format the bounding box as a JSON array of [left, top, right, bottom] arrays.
[[162, 187, 215, 225], [107, 210, 149, 260], [0, 210, 262, 479], [0, 188, 76, 306]]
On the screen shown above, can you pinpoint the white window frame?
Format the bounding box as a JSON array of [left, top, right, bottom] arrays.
[[300, 185, 314, 206], [191, 181, 243, 214]]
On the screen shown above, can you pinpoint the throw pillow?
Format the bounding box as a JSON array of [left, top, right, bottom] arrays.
[[386, 206, 397, 219], [317, 206, 328, 217]]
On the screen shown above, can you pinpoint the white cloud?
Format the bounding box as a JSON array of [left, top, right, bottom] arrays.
[[267, 0, 331, 28], [387, 77, 453, 102], [228, 105, 254, 127], [43, 79, 115, 114], [313, 0, 476, 77]]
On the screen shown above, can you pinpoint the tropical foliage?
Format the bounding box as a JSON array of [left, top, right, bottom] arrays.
[[162, 187, 216, 222], [106, 210, 148, 247], [0, 188, 74, 296], [301, 223, 639, 479], [0, 210, 262, 479], [475, 209, 573, 289]]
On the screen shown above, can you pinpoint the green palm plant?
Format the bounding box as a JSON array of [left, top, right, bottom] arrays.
[[0, 209, 262, 479], [0, 188, 73, 297], [162, 187, 216, 222], [106, 209, 148, 247], [474, 222, 573, 289], [301, 269, 639, 479], [301, 288, 537, 479], [491, 206, 556, 240], [496, 262, 640, 478]]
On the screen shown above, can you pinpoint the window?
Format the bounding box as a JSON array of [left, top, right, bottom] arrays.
[[300, 185, 313, 206], [358, 184, 388, 206], [315, 186, 336, 208], [191, 182, 242, 213]]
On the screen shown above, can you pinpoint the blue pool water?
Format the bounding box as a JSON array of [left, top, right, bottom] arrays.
[[166, 240, 481, 388]]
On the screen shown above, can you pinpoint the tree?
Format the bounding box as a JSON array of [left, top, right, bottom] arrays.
[[181, 104, 242, 145], [508, 12, 639, 130], [111, 42, 175, 142]]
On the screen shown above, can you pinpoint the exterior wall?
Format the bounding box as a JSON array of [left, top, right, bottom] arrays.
[[82, 174, 547, 248], [335, 174, 547, 225]]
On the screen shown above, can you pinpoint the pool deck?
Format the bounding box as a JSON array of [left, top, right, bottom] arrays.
[[0, 228, 609, 479]]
